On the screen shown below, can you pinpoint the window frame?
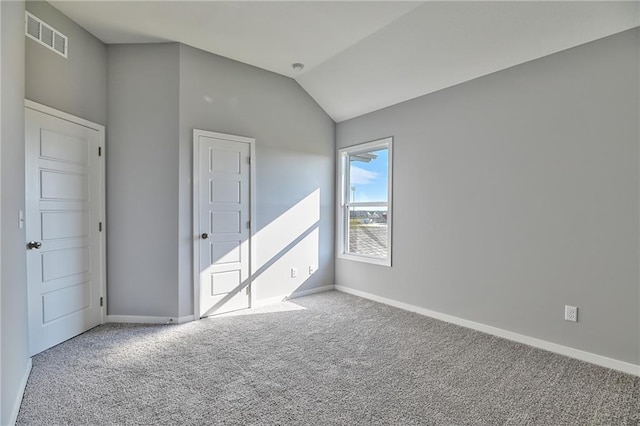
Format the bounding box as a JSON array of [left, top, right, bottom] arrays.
[[337, 137, 393, 267]]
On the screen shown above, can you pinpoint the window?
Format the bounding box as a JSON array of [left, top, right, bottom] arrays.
[[338, 137, 392, 266]]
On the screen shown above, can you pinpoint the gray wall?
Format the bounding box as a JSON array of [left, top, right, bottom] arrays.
[[1, 1, 29, 423], [106, 42, 335, 319], [178, 45, 335, 315], [2, 3, 108, 420], [106, 44, 181, 317], [24, 0, 107, 309], [25, 1, 107, 125], [336, 28, 640, 365]]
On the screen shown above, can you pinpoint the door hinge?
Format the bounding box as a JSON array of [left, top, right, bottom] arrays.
[[100, 297, 103, 307], [99, 222, 103, 232], [247, 156, 251, 165], [246, 221, 251, 229], [98, 146, 102, 157]]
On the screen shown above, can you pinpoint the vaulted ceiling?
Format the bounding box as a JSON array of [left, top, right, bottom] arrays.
[[50, 1, 640, 122]]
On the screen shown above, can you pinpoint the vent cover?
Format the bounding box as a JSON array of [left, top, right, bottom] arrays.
[[25, 12, 68, 58]]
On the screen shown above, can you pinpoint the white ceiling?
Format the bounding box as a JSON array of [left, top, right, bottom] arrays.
[[50, 1, 640, 122]]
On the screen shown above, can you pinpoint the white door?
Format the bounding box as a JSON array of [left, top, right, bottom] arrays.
[[194, 130, 254, 317], [25, 103, 105, 356]]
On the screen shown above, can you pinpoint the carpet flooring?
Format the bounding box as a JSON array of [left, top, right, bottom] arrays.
[[17, 291, 640, 425]]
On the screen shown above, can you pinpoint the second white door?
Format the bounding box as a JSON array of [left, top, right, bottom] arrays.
[[194, 130, 253, 317]]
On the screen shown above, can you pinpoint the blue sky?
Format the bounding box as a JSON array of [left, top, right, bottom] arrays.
[[349, 148, 388, 203]]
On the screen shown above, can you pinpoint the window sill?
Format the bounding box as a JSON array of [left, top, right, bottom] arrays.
[[337, 253, 391, 267]]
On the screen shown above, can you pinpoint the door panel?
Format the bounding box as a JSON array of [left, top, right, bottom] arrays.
[[211, 241, 241, 264], [196, 132, 252, 317], [41, 211, 88, 240], [211, 149, 241, 173], [41, 246, 90, 281], [26, 106, 104, 356], [42, 282, 90, 323], [40, 170, 88, 200], [211, 181, 240, 203], [40, 129, 88, 163], [211, 270, 242, 295], [211, 211, 240, 233]]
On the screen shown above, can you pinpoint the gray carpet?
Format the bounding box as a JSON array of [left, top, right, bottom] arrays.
[[17, 291, 640, 425]]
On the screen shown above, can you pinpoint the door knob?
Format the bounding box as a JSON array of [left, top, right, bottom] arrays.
[[27, 241, 42, 250], [201, 233, 209, 240]]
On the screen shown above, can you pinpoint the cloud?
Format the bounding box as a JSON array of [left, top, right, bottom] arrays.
[[350, 166, 378, 185]]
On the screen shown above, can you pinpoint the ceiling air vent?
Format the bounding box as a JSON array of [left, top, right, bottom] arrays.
[[25, 12, 68, 58]]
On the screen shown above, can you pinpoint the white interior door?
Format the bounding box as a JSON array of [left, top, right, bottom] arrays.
[[25, 103, 105, 356], [194, 130, 253, 317]]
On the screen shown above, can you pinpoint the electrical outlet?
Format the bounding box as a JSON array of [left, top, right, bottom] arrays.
[[290, 267, 297, 278], [564, 305, 578, 322]]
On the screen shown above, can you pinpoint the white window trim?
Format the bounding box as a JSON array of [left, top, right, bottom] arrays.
[[337, 137, 393, 267]]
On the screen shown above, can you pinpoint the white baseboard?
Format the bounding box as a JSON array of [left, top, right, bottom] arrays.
[[8, 358, 32, 426], [177, 315, 194, 324], [107, 287, 335, 325], [287, 284, 335, 299], [253, 295, 288, 308], [254, 285, 335, 308], [335, 285, 640, 377], [107, 315, 190, 325]]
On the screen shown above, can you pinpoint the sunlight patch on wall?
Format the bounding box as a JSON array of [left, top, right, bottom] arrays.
[[254, 189, 320, 271]]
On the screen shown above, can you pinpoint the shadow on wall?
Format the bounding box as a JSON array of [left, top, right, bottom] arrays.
[[199, 189, 321, 316]]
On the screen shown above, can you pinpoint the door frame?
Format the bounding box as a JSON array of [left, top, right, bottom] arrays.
[[192, 129, 256, 318], [24, 99, 107, 325]]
